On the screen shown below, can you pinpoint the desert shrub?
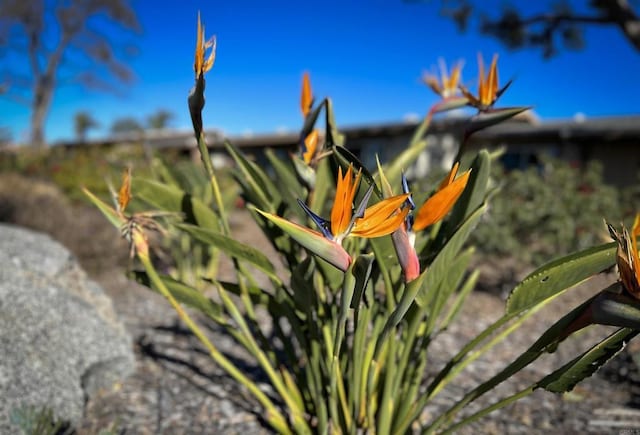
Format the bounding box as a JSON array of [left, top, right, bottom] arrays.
[[471, 156, 629, 265]]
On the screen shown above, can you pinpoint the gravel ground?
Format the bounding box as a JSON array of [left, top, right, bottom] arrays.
[[3, 174, 640, 434]]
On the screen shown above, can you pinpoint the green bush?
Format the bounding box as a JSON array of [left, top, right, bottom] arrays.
[[471, 156, 632, 265]]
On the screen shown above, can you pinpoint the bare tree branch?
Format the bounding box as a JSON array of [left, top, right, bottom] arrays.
[[0, 0, 140, 146], [433, 0, 640, 57]]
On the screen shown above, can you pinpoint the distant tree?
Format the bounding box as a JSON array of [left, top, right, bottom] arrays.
[[417, 0, 640, 58], [147, 109, 173, 130], [0, 0, 141, 147], [0, 127, 12, 147], [73, 111, 99, 142], [110, 117, 142, 135]]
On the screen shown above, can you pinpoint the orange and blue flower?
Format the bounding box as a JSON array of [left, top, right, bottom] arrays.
[[387, 163, 471, 282], [257, 165, 410, 271]]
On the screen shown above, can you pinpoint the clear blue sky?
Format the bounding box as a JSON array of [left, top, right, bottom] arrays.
[[3, 0, 640, 144]]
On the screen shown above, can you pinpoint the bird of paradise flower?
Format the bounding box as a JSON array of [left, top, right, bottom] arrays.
[[256, 165, 410, 271]]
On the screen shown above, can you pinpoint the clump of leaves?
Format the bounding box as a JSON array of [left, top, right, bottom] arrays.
[[472, 156, 629, 265]]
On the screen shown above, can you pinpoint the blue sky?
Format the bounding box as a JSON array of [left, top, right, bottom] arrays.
[[3, 0, 640, 144]]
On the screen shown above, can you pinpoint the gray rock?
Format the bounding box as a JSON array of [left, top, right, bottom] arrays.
[[0, 224, 135, 433]]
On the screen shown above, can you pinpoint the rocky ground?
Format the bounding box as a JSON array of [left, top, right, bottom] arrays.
[[3, 173, 640, 434]]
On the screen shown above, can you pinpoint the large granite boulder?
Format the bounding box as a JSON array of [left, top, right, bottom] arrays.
[[0, 224, 135, 432]]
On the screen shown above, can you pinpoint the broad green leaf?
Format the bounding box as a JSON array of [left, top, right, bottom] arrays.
[[374, 270, 427, 360], [225, 141, 281, 211], [440, 269, 480, 330], [82, 187, 123, 229], [290, 257, 317, 315], [370, 235, 402, 290], [538, 328, 639, 393], [176, 223, 281, 284], [265, 149, 306, 220], [133, 177, 219, 232], [291, 154, 317, 189], [309, 158, 333, 216], [215, 280, 270, 305], [384, 139, 428, 189], [506, 242, 616, 316], [325, 97, 345, 147], [351, 253, 375, 309], [132, 271, 226, 324], [466, 106, 531, 135], [335, 257, 359, 357], [150, 157, 181, 187], [426, 247, 475, 334], [432, 96, 469, 113], [416, 204, 486, 307], [252, 208, 351, 272], [300, 98, 326, 142]]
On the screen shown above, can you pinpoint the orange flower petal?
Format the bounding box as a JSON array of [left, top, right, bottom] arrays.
[[302, 129, 319, 164], [331, 166, 360, 237], [194, 13, 204, 74], [477, 53, 486, 105], [423, 73, 443, 96], [413, 169, 471, 231], [439, 162, 460, 190], [118, 167, 132, 215], [352, 206, 409, 238], [448, 61, 463, 92], [352, 193, 410, 237], [194, 13, 215, 75], [300, 72, 313, 117], [486, 54, 499, 106]]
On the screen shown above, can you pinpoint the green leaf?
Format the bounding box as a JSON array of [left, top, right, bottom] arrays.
[[225, 141, 281, 211], [131, 271, 227, 324], [265, 149, 306, 220], [426, 247, 475, 333], [350, 253, 375, 309], [291, 154, 317, 189], [384, 139, 428, 189], [538, 328, 639, 393], [333, 145, 382, 199], [290, 257, 317, 315], [374, 270, 427, 360], [416, 204, 486, 307], [133, 177, 219, 232], [175, 223, 281, 284], [82, 187, 123, 229], [432, 96, 469, 113], [325, 98, 345, 147], [308, 158, 333, 217], [300, 98, 326, 142], [252, 208, 351, 272], [440, 269, 480, 330], [466, 106, 532, 135], [506, 242, 617, 316]]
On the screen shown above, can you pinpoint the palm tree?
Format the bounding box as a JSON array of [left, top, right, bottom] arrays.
[[73, 111, 99, 142], [147, 109, 173, 130], [110, 117, 143, 135]]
